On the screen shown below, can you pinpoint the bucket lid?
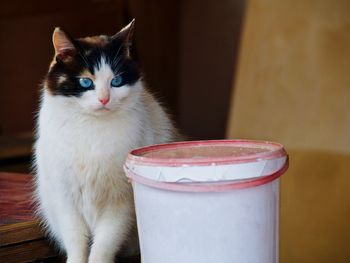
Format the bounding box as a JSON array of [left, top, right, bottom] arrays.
[[124, 140, 288, 192]]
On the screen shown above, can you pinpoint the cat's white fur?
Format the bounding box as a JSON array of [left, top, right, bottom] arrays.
[[34, 58, 177, 263]]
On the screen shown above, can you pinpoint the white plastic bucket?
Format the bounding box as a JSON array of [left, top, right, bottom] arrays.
[[124, 140, 288, 263]]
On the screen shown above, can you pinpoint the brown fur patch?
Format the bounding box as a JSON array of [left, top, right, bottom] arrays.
[[79, 69, 96, 81], [80, 36, 109, 46]]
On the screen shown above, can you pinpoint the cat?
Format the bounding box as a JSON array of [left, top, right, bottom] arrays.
[[34, 19, 180, 263]]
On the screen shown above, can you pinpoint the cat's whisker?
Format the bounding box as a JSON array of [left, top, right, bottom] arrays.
[[112, 56, 122, 67], [112, 53, 125, 67], [79, 53, 90, 67], [115, 59, 126, 73], [113, 44, 124, 62]]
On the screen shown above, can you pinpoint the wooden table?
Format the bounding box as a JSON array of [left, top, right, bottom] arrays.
[[0, 172, 59, 262]]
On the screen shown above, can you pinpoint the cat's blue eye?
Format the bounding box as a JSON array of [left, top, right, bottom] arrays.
[[78, 78, 93, 89], [111, 76, 123, 87]]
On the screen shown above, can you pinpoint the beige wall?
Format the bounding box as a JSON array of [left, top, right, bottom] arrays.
[[227, 0, 350, 262]]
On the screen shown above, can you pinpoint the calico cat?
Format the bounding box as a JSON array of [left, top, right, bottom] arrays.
[[34, 20, 180, 263]]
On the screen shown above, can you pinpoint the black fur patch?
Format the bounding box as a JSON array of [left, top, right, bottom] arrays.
[[45, 35, 141, 97]]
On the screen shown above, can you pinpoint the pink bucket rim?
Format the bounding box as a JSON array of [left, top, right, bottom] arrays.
[[126, 139, 287, 167], [124, 157, 289, 192]]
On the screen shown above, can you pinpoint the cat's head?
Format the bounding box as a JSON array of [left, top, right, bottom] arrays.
[[44, 19, 141, 115]]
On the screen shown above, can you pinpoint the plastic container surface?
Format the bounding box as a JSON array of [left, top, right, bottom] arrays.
[[124, 140, 289, 263]]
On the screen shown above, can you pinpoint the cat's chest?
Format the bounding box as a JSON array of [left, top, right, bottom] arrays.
[[41, 113, 137, 169]]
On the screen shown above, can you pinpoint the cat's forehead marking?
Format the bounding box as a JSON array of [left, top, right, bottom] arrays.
[[94, 56, 114, 82]]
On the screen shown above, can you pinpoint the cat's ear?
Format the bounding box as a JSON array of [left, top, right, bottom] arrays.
[[52, 28, 77, 61], [112, 19, 135, 57]]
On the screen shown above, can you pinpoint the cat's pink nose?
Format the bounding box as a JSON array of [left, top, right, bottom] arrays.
[[99, 97, 110, 105]]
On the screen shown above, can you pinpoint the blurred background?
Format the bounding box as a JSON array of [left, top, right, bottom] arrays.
[[0, 0, 349, 262]]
